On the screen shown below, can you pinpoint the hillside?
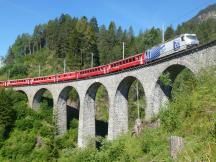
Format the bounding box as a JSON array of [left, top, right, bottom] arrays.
[[191, 3, 216, 22], [0, 4, 216, 80]]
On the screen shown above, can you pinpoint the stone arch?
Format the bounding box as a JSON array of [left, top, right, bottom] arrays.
[[150, 62, 196, 117], [155, 60, 197, 84], [110, 76, 146, 138], [16, 90, 29, 103], [56, 86, 80, 134], [81, 82, 110, 146], [32, 88, 54, 110]]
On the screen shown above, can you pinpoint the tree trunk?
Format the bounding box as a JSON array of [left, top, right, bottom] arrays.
[[29, 40, 32, 55]]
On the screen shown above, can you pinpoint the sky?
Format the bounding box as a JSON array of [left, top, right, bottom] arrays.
[[0, 0, 215, 57]]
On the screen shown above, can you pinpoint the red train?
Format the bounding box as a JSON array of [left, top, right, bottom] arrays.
[[0, 53, 145, 87]]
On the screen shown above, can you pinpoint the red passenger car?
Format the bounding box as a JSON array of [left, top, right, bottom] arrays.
[[7, 79, 30, 86], [78, 65, 107, 79], [56, 72, 77, 82], [0, 81, 5, 87], [31, 75, 56, 84], [0, 52, 146, 86], [108, 53, 144, 73]]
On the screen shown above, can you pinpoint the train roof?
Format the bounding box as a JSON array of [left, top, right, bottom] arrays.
[[147, 33, 198, 50]]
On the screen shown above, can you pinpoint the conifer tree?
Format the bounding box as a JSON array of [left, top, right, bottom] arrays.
[[165, 25, 175, 41]]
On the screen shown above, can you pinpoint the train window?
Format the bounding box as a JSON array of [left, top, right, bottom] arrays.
[[181, 36, 185, 41], [187, 35, 197, 40]]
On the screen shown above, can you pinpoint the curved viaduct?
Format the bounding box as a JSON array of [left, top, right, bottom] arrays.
[[13, 41, 216, 148]]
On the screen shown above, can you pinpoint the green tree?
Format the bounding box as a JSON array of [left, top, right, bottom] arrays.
[[107, 21, 117, 62], [165, 25, 175, 41], [98, 25, 109, 65], [0, 88, 15, 136]]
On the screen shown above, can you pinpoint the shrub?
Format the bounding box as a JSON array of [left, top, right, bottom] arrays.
[[159, 107, 180, 132]]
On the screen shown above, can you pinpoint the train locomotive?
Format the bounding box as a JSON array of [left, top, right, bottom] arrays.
[[0, 33, 199, 87]]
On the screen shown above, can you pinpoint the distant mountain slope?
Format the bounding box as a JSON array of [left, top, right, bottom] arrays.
[[192, 3, 216, 23]]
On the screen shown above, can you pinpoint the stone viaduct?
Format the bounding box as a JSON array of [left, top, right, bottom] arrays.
[[13, 41, 216, 148]]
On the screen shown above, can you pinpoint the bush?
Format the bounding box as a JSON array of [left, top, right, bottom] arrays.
[[69, 118, 78, 129], [0, 126, 5, 148], [15, 118, 34, 131], [159, 107, 180, 132], [0, 129, 36, 160]]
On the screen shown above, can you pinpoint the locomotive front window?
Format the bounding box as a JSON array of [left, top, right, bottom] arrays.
[[181, 36, 185, 41], [187, 35, 197, 40]]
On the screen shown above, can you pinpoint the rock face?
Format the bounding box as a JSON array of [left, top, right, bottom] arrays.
[[170, 136, 184, 160], [197, 11, 216, 22]]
